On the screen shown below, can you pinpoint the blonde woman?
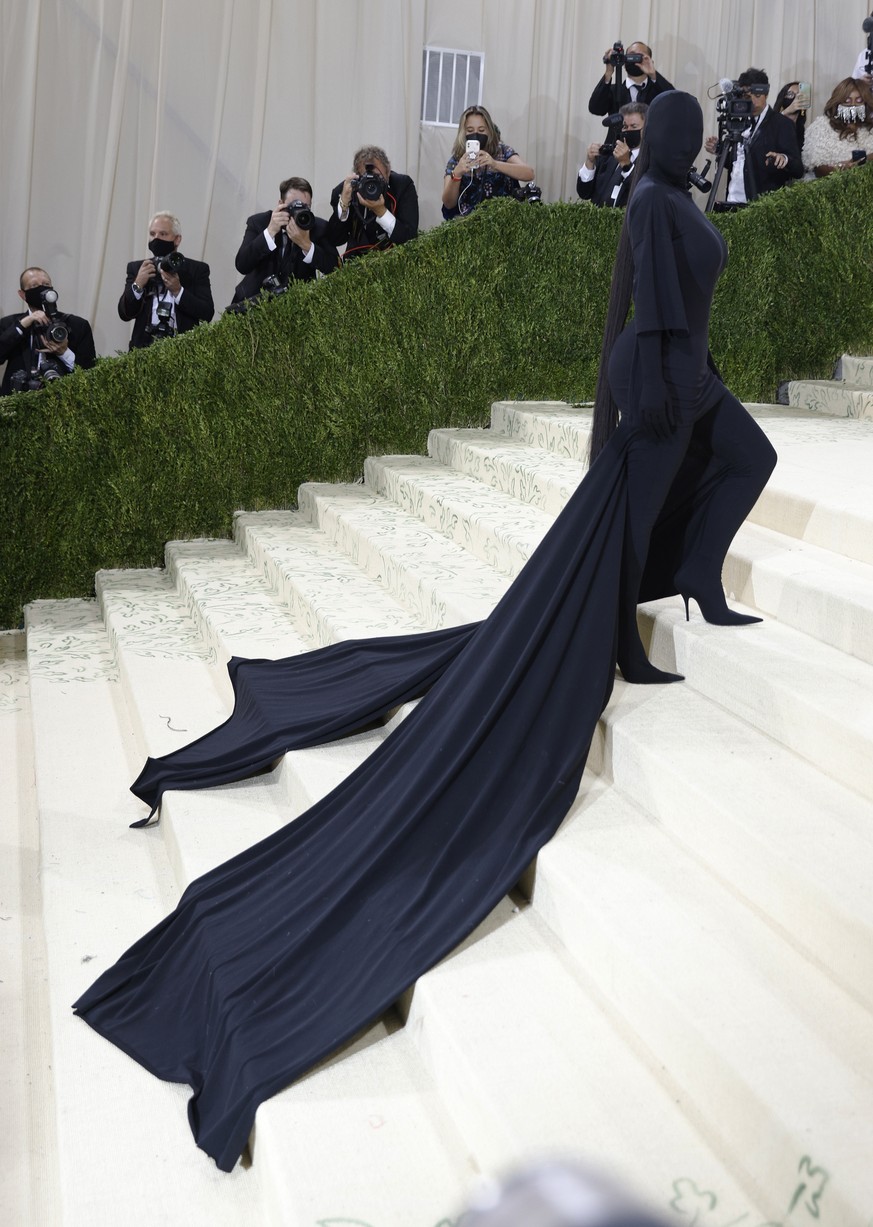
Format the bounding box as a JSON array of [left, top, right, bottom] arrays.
[[442, 105, 535, 218]]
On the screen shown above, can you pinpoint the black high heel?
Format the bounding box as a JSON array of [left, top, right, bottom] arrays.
[[676, 571, 762, 626], [616, 636, 684, 685]]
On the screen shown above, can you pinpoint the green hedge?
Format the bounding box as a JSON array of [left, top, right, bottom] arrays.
[[2, 167, 872, 628]]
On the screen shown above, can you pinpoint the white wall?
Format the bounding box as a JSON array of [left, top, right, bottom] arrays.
[[1, 0, 868, 357]]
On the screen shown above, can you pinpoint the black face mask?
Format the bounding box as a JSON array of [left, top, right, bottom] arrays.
[[24, 285, 53, 310], [148, 238, 176, 258], [644, 90, 704, 189], [625, 62, 646, 78], [621, 127, 642, 149]]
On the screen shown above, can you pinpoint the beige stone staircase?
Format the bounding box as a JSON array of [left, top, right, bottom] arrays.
[[4, 359, 873, 1227]]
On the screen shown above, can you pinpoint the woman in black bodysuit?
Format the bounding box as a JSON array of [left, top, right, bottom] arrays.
[[74, 93, 776, 1173], [597, 89, 777, 682]]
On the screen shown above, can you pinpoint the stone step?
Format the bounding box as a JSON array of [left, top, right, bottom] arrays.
[[0, 630, 58, 1226], [487, 403, 873, 570], [96, 567, 227, 760], [725, 520, 873, 665], [163, 538, 307, 666], [298, 483, 509, 627], [787, 378, 873, 420], [642, 601, 873, 803], [254, 1024, 476, 1227], [596, 682, 873, 1013], [364, 452, 552, 578], [489, 400, 593, 459], [532, 774, 873, 1227], [427, 426, 584, 515], [835, 353, 873, 386], [407, 892, 770, 1224], [233, 508, 423, 645], [24, 600, 266, 1224]]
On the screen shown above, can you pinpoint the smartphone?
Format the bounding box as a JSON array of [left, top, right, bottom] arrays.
[[794, 82, 811, 109], [466, 137, 484, 159], [851, 149, 867, 163]]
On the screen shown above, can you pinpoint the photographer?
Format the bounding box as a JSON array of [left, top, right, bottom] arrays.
[[230, 177, 339, 308], [442, 105, 536, 219], [327, 146, 418, 259], [704, 69, 803, 207], [576, 102, 646, 207], [588, 40, 673, 116], [0, 267, 96, 396], [118, 212, 214, 350]]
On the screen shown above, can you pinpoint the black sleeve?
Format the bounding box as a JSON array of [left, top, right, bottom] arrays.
[[647, 73, 675, 101], [324, 184, 351, 246], [118, 263, 145, 322], [307, 221, 341, 275], [776, 113, 804, 179], [576, 172, 595, 201], [385, 175, 418, 245], [628, 185, 688, 335], [0, 314, 26, 363], [69, 317, 97, 369], [177, 261, 215, 324], [588, 77, 615, 116], [235, 217, 273, 275]]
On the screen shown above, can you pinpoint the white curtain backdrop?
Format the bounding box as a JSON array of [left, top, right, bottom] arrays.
[[1, 0, 868, 357]]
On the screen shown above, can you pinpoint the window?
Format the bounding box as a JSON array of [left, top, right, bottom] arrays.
[[421, 47, 484, 126]]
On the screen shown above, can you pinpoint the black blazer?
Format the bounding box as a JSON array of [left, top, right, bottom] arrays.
[[588, 72, 675, 117], [576, 156, 636, 207], [118, 256, 214, 350], [231, 211, 339, 304], [742, 107, 804, 199], [326, 171, 419, 258], [0, 310, 96, 395]]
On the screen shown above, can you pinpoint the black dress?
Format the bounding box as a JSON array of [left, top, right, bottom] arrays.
[[74, 93, 776, 1172]]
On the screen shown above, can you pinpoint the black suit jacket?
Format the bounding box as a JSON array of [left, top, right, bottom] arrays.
[[742, 107, 804, 199], [326, 171, 419, 258], [231, 211, 339, 304], [0, 310, 96, 395], [118, 256, 214, 350], [576, 155, 636, 207], [588, 72, 675, 117]]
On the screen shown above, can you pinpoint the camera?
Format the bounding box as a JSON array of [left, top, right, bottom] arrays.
[[602, 41, 643, 68], [511, 180, 543, 203], [144, 298, 175, 340], [282, 200, 314, 230], [355, 164, 387, 202], [260, 273, 289, 296], [713, 80, 756, 145], [9, 356, 66, 393], [153, 250, 186, 276], [30, 287, 70, 346], [599, 141, 617, 158]]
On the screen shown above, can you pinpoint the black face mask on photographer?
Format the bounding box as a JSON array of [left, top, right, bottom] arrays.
[[148, 237, 177, 258], [625, 61, 646, 78], [24, 285, 55, 311], [621, 127, 642, 149]]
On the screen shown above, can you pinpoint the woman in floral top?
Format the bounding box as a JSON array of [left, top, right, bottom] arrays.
[[442, 105, 535, 218]]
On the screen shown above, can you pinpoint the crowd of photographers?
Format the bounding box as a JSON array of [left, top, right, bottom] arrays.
[[3, 34, 872, 395]]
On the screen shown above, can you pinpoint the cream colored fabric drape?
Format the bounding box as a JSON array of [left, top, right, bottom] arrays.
[[1, 0, 868, 357]]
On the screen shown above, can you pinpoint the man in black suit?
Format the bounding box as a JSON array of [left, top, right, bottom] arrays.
[[577, 102, 647, 207], [230, 176, 339, 308], [588, 40, 674, 117], [118, 212, 214, 350], [327, 145, 418, 259], [705, 68, 803, 207], [0, 266, 96, 395]]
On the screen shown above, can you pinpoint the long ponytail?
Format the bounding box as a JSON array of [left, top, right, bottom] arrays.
[[587, 132, 651, 464]]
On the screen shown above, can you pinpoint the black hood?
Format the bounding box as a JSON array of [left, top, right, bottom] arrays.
[[643, 90, 703, 188]]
